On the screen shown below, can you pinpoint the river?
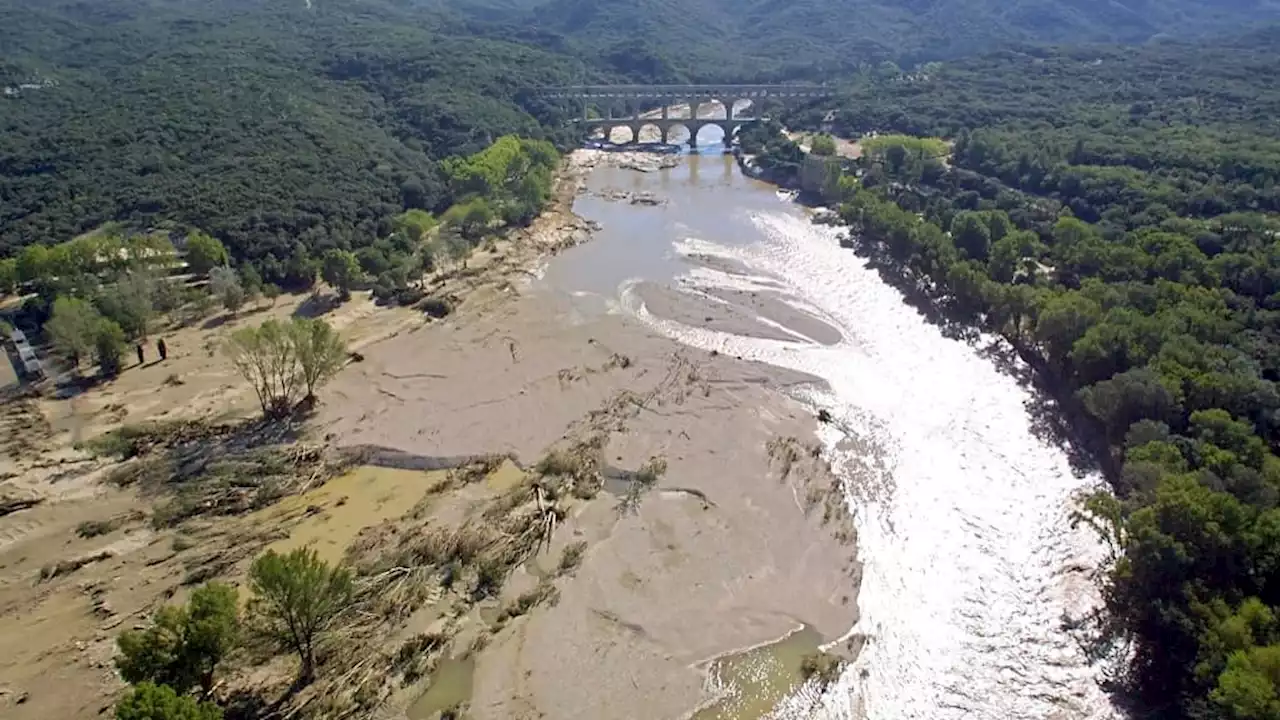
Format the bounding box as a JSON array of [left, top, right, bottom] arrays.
[[540, 136, 1121, 720]]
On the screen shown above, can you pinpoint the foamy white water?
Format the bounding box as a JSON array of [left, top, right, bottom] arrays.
[[618, 208, 1120, 720]]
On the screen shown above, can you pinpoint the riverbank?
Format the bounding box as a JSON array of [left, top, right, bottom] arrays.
[[573, 146, 1117, 718], [0, 148, 862, 720], [318, 148, 862, 719], [321, 289, 860, 720]]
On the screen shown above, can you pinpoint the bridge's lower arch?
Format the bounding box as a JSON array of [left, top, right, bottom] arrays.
[[663, 123, 690, 145], [636, 123, 663, 144], [605, 125, 634, 144], [691, 123, 726, 147], [584, 119, 747, 146]]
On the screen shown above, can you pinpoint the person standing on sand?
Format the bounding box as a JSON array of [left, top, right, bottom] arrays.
[[157, 338, 168, 361], [136, 343, 145, 366]]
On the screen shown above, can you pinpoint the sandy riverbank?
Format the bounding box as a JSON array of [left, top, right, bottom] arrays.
[[320, 288, 860, 720], [319, 149, 861, 718], [0, 148, 860, 720]]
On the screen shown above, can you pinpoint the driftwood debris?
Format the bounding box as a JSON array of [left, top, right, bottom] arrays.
[[0, 496, 43, 518]]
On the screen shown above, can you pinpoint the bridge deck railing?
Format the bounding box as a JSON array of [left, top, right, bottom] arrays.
[[535, 84, 832, 99]]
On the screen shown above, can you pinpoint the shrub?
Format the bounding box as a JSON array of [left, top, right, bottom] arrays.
[[114, 682, 223, 720], [116, 583, 240, 695], [557, 541, 588, 574], [419, 296, 453, 318], [799, 651, 843, 688]]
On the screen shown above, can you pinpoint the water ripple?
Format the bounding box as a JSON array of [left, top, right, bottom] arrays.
[[621, 210, 1120, 720]]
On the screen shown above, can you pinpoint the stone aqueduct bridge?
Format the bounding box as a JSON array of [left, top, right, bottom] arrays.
[[535, 84, 832, 146]]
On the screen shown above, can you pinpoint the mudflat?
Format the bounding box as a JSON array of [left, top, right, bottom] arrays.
[[321, 287, 860, 720], [0, 149, 859, 720]]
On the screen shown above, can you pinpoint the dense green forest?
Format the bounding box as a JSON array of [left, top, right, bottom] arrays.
[[455, 0, 1280, 80], [0, 0, 594, 287], [3, 0, 1274, 287], [753, 27, 1280, 720]]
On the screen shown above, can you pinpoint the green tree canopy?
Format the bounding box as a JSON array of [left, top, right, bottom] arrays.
[[114, 682, 222, 720], [116, 583, 240, 696], [288, 318, 348, 402], [809, 134, 837, 156], [183, 233, 228, 277], [320, 249, 361, 301], [47, 296, 105, 365], [248, 548, 353, 684]]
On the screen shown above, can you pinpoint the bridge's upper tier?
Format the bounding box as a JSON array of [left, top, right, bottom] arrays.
[[536, 84, 832, 99]]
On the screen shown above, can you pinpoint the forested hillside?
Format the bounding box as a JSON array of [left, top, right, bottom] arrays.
[[0, 0, 594, 282], [761, 27, 1280, 720], [462, 0, 1280, 80], [3, 0, 1275, 280]]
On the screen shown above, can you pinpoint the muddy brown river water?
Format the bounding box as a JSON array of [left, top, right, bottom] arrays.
[[538, 142, 1123, 720]]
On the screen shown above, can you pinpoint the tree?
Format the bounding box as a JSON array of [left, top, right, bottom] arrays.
[[442, 197, 495, 240], [116, 583, 240, 696], [116, 607, 185, 692], [239, 264, 263, 308], [247, 548, 353, 684], [1078, 368, 1178, 444], [1213, 645, 1280, 719], [288, 318, 347, 403], [951, 212, 993, 261], [179, 583, 240, 694], [16, 244, 52, 283], [114, 682, 222, 720], [208, 266, 245, 314], [283, 246, 318, 290], [0, 258, 17, 294], [184, 232, 228, 276], [320, 250, 361, 301], [809, 134, 837, 156], [47, 296, 104, 366], [392, 209, 437, 244], [225, 319, 299, 418], [262, 283, 281, 306], [95, 318, 127, 376], [97, 272, 156, 341], [354, 246, 389, 277]]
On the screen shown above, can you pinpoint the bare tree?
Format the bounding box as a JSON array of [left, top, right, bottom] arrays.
[[225, 317, 346, 416], [225, 319, 299, 417]]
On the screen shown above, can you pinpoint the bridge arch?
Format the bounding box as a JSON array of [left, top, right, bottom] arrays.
[[663, 122, 690, 146], [604, 124, 634, 144], [691, 98, 742, 121], [658, 121, 741, 147], [636, 122, 664, 144]]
